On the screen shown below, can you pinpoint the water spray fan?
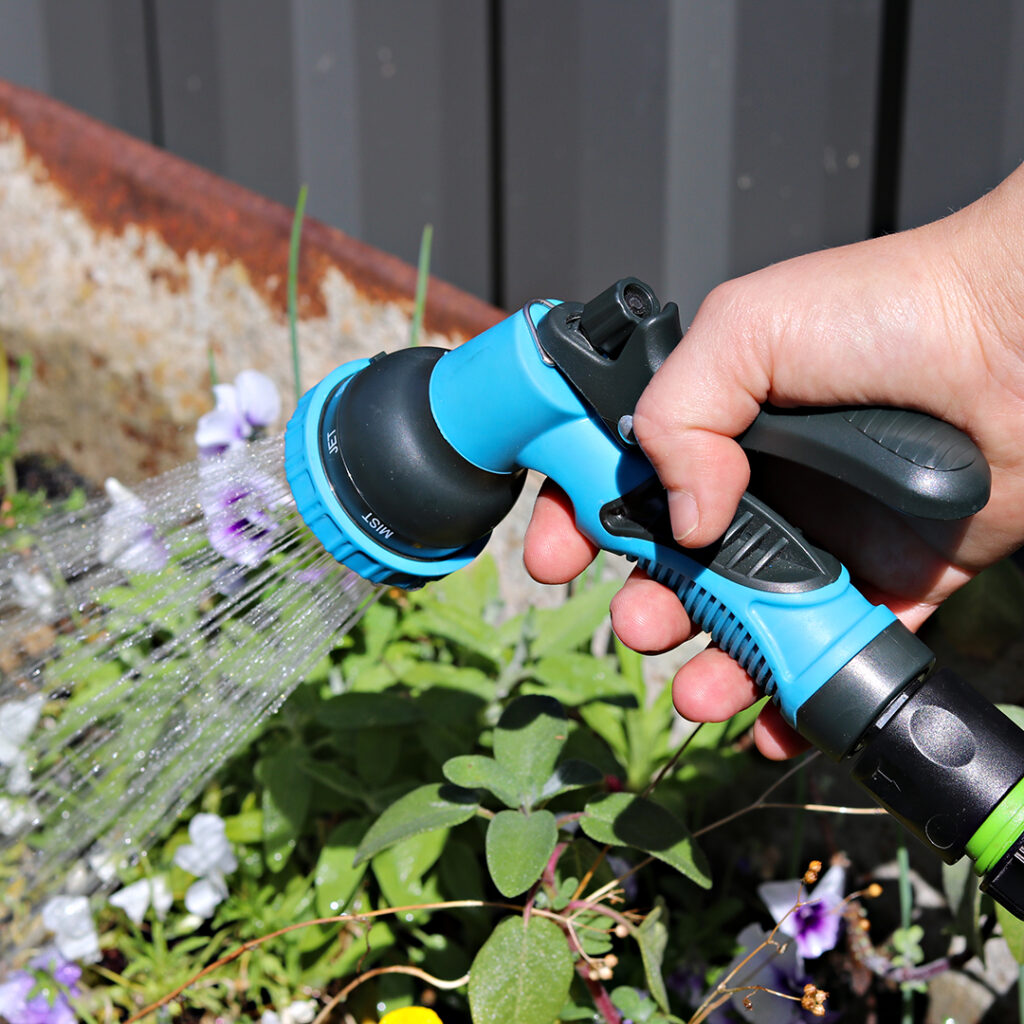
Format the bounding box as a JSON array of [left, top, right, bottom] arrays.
[[285, 277, 1024, 918]]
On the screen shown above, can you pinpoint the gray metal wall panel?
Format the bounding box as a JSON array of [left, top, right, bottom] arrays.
[[0, 2, 50, 93], [38, 0, 151, 139], [152, 0, 225, 175], [352, 0, 491, 299], [898, 0, 1019, 229], [215, 0, 298, 209], [730, 0, 881, 279], [502, 0, 669, 311], [1001, 1, 1024, 173], [664, 1, 738, 323], [291, 1, 363, 238]]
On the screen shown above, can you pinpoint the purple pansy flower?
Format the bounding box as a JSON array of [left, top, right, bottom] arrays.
[[758, 863, 847, 960], [200, 458, 279, 569], [195, 370, 280, 457], [0, 951, 82, 1024], [98, 478, 169, 574]]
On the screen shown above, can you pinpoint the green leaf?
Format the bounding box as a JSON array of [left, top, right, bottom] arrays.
[[428, 553, 501, 619], [443, 755, 521, 809], [493, 695, 568, 807], [373, 827, 447, 912], [524, 653, 633, 705], [256, 750, 312, 873], [314, 819, 369, 915], [996, 902, 1024, 963], [355, 783, 479, 865], [485, 810, 558, 897], [468, 915, 573, 1024], [637, 901, 670, 1012], [611, 985, 659, 1022], [999, 703, 1024, 731], [539, 759, 604, 800], [223, 809, 263, 844], [401, 602, 505, 665], [942, 858, 984, 960], [402, 661, 494, 698], [530, 582, 617, 657], [580, 793, 711, 888], [317, 692, 422, 730]]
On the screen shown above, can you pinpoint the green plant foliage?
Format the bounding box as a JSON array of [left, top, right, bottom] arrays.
[[491, 695, 570, 808], [354, 783, 480, 865], [638, 900, 671, 1011], [581, 792, 712, 888], [467, 915, 574, 1024], [485, 809, 558, 897]]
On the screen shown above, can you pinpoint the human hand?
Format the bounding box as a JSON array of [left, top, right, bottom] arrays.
[[524, 164, 1024, 759]]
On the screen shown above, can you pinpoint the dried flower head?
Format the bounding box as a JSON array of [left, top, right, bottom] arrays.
[[803, 860, 823, 885]]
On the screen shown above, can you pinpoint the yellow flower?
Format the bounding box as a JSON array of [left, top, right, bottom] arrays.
[[379, 1009, 442, 1024]]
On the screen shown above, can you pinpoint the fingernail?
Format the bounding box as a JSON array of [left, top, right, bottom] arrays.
[[668, 489, 699, 542]]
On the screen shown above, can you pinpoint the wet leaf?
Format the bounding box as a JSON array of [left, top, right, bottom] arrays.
[[485, 810, 557, 897], [257, 749, 311, 873], [355, 783, 479, 865], [314, 818, 369, 916], [468, 915, 573, 1024]]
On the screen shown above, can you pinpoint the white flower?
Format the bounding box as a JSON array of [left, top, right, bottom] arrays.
[[0, 693, 44, 795], [195, 371, 280, 457], [110, 876, 173, 925], [10, 568, 57, 620], [173, 813, 237, 919], [98, 478, 169, 574], [282, 1000, 317, 1024], [183, 874, 229, 918], [41, 895, 100, 963], [0, 795, 36, 835], [262, 1001, 318, 1024]]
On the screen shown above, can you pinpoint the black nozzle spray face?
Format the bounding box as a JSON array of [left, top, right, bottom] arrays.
[[285, 345, 526, 588], [317, 347, 525, 558]]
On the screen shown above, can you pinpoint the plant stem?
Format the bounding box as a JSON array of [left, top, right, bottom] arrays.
[[897, 842, 914, 1024], [288, 184, 309, 403], [692, 752, 818, 838], [409, 223, 433, 347]]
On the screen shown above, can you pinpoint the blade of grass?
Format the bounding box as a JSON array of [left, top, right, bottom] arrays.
[[207, 344, 219, 389], [288, 184, 309, 402], [408, 223, 433, 347], [897, 842, 914, 1024]]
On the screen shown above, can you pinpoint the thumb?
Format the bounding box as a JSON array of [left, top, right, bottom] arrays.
[[632, 280, 770, 547]]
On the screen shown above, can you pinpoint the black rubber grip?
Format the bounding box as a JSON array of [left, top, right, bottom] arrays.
[[739, 406, 990, 520]]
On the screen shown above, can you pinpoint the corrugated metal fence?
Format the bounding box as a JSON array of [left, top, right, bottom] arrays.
[[2, 0, 1023, 319]]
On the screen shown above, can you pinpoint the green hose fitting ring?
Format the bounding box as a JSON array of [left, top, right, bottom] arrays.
[[967, 776, 1024, 875]]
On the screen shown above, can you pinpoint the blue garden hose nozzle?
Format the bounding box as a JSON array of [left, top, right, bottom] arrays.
[[285, 278, 1024, 918]]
